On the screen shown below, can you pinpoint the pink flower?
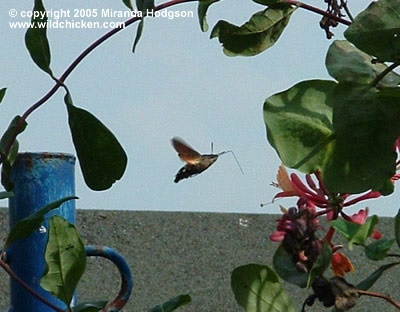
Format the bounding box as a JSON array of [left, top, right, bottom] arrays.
[[269, 231, 286, 242], [346, 208, 368, 224]]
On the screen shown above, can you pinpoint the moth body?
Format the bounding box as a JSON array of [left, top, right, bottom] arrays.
[[174, 154, 218, 183]]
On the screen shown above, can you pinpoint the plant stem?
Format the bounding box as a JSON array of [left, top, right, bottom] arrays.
[[0, 259, 65, 312], [340, 0, 354, 22], [358, 289, 400, 309], [371, 62, 400, 88], [283, 0, 351, 25], [1, 0, 197, 163]]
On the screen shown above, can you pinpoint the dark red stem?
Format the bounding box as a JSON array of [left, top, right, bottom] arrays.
[[0, 259, 65, 312], [283, 0, 352, 26], [2, 0, 197, 162], [357, 289, 400, 309]]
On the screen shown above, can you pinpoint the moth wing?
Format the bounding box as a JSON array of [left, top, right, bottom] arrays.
[[171, 137, 201, 164]]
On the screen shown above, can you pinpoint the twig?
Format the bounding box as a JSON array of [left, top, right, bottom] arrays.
[[340, 0, 354, 22], [0, 259, 65, 312], [283, 0, 351, 26], [358, 289, 400, 310], [371, 62, 400, 88], [1, 0, 198, 163]]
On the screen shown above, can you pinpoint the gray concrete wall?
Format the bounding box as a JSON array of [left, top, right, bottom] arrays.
[[1, 209, 400, 311]]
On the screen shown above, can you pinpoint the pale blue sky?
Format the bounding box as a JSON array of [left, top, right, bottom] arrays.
[[1, 0, 399, 216]]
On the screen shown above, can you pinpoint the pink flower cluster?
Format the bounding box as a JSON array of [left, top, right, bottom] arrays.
[[270, 166, 385, 276]]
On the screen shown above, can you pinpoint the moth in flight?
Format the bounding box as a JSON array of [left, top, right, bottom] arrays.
[[171, 137, 243, 183]]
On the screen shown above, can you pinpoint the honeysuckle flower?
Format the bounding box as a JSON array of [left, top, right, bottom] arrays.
[[331, 252, 354, 276], [269, 165, 393, 275], [274, 165, 299, 197], [269, 230, 286, 242], [273, 165, 381, 218]]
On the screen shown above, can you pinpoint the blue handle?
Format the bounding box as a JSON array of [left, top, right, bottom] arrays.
[[85, 246, 133, 312], [1, 245, 133, 312]]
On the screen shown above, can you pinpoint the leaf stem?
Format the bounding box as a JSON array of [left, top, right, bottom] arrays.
[[1, 0, 198, 163], [283, 0, 351, 25], [358, 289, 400, 309], [0, 258, 65, 312], [371, 62, 400, 88]]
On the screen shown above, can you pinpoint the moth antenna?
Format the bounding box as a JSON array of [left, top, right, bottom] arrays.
[[218, 150, 244, 175], [211, 142, 214, 154]]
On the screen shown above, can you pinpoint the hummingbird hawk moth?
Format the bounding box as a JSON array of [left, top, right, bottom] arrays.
[[171, 137, 243, 183]]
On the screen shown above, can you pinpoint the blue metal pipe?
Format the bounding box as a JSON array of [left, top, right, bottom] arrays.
[[6, 152, 76, 312], [3, 153, 133, 312]]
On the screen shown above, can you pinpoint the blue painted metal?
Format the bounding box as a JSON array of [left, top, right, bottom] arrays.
[[3, 152, 133, 312], [6, 152, 76, 312], [85, 246, 133, 312]]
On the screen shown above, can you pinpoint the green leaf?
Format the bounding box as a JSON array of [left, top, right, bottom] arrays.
[[272, 242, 331, 289], [330, 215, 379, 250], [69, 301, 108, 312], [198, 0, 219, 32], [357, 262, 400, 290], [210, 5, 296, 56], [1, 160, 13, 192], [0, 191, 13, 200], [231, 263, 296, 312], [322, 84, 400, 193], [65, 93, 127, 191], [122, 0, 134, 10], [0, 88, 6, 104], [132, 19, 144, 53], [395, 209, 400, 248], [264, 80, 336, 173], [7, 139, 19, 168], [4, 196, 78, 249], [344, 0, 400, 62], [307, 242, 332, 288], [136, 0, 154, 12], [326, 40, 400, 87], [379, 177, 395, 196], [148, 295, 191, 312], [1, 139, 20, 192], [365, 239, 395, 261], [132, 0, 154, 52], [265, 80, 400, 193], [0, 116, 27, 154], [24, 0, 53, 75], [273, 244, 308, 288], [0, 116, 28, 191], [41, 216, 86, 306]]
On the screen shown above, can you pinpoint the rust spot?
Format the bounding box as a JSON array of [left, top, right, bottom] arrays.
[[104, 298, 127, 310], [40, 152, 67, 162], [24, 153, 33, 169], [19, 152, 76, 167]]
